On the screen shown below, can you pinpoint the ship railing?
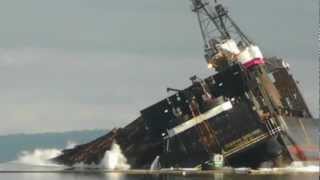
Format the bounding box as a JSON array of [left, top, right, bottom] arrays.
[[265, 118, 281, 136], [223, 133, 269, 157]]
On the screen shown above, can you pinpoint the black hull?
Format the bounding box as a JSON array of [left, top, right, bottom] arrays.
[[53, 59, 319, 169]]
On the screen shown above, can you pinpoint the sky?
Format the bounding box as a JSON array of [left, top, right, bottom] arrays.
[[0, 0, 318, 135]]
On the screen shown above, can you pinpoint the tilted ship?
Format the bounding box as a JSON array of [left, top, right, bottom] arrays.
[[53, 0, 319, 169]]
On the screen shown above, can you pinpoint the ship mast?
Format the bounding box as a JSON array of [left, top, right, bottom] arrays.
[[191, 0, 252, 71]]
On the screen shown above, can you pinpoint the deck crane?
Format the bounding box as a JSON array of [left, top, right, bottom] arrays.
[[191, 0, 261, 71]]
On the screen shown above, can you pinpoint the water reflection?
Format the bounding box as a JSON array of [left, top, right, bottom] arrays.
[[0, 172, 318, 180], [0, 162, 318, 180]]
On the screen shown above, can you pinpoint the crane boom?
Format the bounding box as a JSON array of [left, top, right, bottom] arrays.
[[191, 0, 253, 71]]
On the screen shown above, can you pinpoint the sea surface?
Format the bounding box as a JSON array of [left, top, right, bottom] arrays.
[[0, 162, 318, 180]]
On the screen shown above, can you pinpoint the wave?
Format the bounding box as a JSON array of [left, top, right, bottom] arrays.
[[14, 141, 78, 167], [15, 141, 130, 170], [16, 148, 62, 167]]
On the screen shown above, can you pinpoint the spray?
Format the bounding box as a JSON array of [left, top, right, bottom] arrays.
[[17, 148, 62, 166], [99, 142, 130, 170]]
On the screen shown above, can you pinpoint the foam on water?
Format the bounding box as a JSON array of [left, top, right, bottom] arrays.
[[16, 148, 62, 167], [14, 141, 130, 170], [14, 141, 78, 167], [283, 161, 319, 173], [258, 161, 319, 173]]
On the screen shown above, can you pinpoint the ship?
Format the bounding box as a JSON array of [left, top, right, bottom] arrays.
[[53, 0, 319, 169]]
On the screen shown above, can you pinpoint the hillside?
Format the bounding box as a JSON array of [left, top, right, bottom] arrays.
[[0, 129, 108, 163]]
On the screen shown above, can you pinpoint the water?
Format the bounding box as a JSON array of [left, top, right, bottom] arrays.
[[0, 168, 318, 180], [0, 161, 318, 180], [0, 145, 318, 180]]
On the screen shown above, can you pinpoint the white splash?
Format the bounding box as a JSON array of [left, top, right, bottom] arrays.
[[99, 143, 130, 170], [65, 141, 77, 149], [258, 161, 319, 173], [15, 140, 78, 167], [150, 155, 160, 170], [284, 161, 319, 173], [14, 141, 130, 170], [16, 148, 62, 166]]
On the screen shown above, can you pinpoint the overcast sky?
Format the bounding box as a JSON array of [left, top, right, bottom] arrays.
[[0, 0, 317, 135]]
